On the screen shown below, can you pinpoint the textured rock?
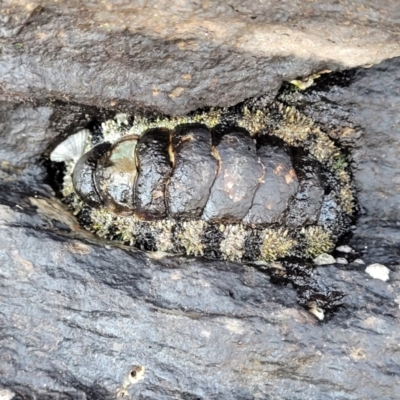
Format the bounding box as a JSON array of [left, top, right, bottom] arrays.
[[0, 2, 400, 398], [0, 103, 53, 165], [0, 194, 399, 399], [280, 57, 400, 266], [1, 0, 400, 115], [1, 58, 400, 398]]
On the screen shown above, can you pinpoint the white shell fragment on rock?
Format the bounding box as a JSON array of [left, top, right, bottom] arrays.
[[0, 388, 15, 400], [50, 130, 89, 163], [353, 258, 365, 265], [365, 263, 390, 281], [313, 253, 335, 265], [307, 301, 325, 320], [336, 245, 353, 253], [336, 257, 348, 265]]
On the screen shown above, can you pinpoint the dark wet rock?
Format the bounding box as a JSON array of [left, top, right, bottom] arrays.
[[0, 196, 399, 400], [0, 2, 400, 397], [279, 57, 400, 265], [1, 1, 400, 115], [0, 60, 399, 399]]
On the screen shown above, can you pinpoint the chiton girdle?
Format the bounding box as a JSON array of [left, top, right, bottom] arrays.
[[49, 98, 355, 263]]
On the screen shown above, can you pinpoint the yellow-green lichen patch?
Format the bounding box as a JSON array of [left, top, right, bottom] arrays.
[[102, 114, 132, 143], [309, 130, 341, 163], [178, 220, 206, 256], [237, 107, 269, 136], [125, 110, 223, 139], [90, 208, 118, 239], [155, 220, 175, 253], [61, 163, 76, 198], [336, 168, 351, 184], [340, 185, 355, 215], [219, 224, 247, 261], [290, 70, 331, 91], [303, 226, 334, 258], [332, 153, 348, 173], [113, 215, 137, 245], [260, 229, 296, 262], [273, 106, 313, 145]]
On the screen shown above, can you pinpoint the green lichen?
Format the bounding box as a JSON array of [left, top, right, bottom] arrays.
[[179, 220, 206, 256], [273, 105, 313, 145], [303, 226, 334, 258], [219, 224, 247, 261], [260, 229, 297, 262]]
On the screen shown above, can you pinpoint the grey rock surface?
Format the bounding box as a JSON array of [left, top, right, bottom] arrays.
[[0, 1, 400, 398], [0, 103, 53, 165], [1, 0, 400, 115], [0, 58, 400, 399], [281, 57, 400, 266], [0, 196, 399, 400]]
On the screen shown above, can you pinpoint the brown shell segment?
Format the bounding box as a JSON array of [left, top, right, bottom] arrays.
[[94, 135, 139, 215], [244, 140, 299, 225], [134, 128, 172, 221], [166, 124, 218, 220], [202, 128, 264, 224], [285, 155, 324, 227], [72, 142, 112, 208]]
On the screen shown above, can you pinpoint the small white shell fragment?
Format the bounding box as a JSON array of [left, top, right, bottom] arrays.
[[336, 245, 353, 253], [336, 257, 348, 265], [308, 302, 325, 320], [0, 388, 15, 400], [313, 253, 335, 265], [365, 263, 390, 281], [353, 258, 365, 265], [50, 130, 89, 163], [115, 113, 130, 125], [253, 260, 285, 270]]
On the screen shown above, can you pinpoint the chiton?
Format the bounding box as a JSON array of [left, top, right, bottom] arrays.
[[49, 98, 355, 262]]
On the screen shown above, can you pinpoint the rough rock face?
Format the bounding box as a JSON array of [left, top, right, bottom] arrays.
[[280, 58, 400, 265], [1, 1, 400, 399], [1, 206, 399, 400], [1, 0, 400, 115], [0, 59, 399, 400]]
